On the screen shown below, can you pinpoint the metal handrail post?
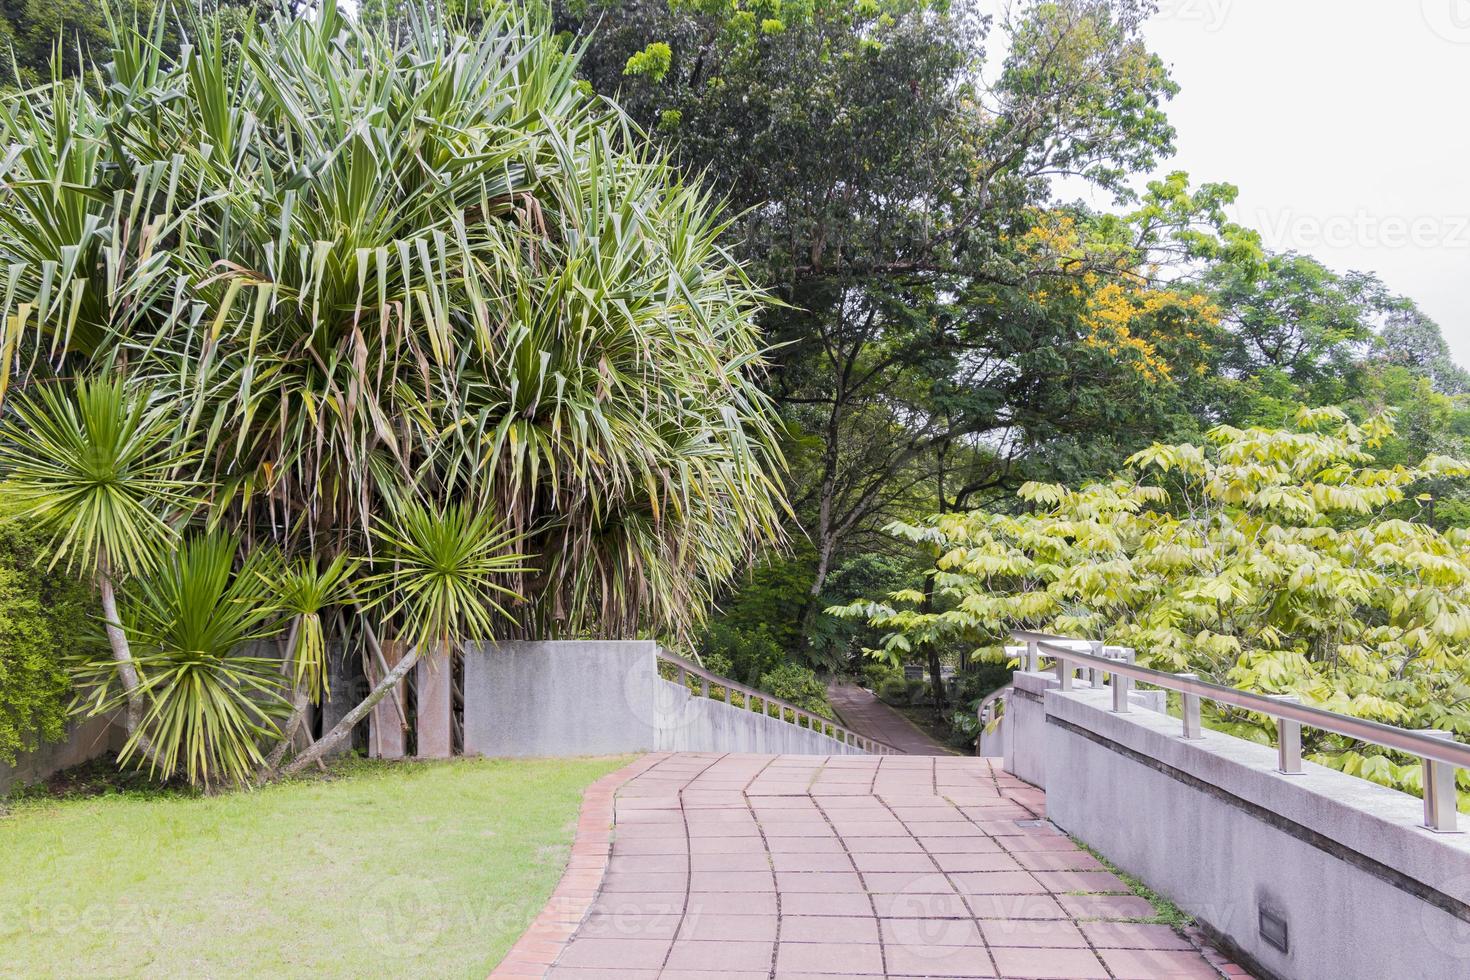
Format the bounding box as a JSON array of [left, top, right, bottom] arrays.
[[1178, 674, 1203, 740], [1270, 695, 1304, 775], [1420, 730, 1460, 833]]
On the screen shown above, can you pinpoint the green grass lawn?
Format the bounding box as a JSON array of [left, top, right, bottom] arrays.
[[0, 755, 631, 978]]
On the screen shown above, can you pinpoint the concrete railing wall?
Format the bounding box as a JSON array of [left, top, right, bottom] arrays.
[[459, 639, 866, 758], [1003, 669, 1470, 980], [462, 640, 660, 757], [653, 679, 865, 755]]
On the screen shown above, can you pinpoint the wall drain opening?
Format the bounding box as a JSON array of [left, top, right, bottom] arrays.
[[1259, 906, 1289, 954]]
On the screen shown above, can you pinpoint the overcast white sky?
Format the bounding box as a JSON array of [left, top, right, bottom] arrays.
[[1129, 1, 1470, 367]]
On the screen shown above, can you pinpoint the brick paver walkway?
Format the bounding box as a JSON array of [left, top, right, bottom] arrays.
[[538, 753, 1228, 979], [827, 682, 957, 756]]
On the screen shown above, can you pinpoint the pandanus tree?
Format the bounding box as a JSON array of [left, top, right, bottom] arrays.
[[0, 3, 785, 786]]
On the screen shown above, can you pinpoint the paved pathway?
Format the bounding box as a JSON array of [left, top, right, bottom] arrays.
[[827, 681, 957, 756], [531, 753, 1231, 979]]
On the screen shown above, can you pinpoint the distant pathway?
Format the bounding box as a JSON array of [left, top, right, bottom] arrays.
[[827, 680, 959, 756]]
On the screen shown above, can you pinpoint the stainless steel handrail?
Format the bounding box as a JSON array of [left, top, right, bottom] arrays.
[[1011, 629, 1468, 832], [656, 649, 900, 755]]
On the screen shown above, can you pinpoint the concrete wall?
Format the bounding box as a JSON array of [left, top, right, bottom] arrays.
[[1002, 670, 1470, 980], [1003, 672, 1053, 785], [0, 714, 124, 796], [462, 640, 868, 758], [463, 640, 660, 757], [978, 706, 1008, 759]]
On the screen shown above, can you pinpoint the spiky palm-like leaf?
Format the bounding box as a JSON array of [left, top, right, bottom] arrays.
[[364, 500, 529, 652], [93, 531, 289, 788], [0, 378, 194, 576], [272, 554, 358, 704], [0, 6, 785, 639], [0, 7, 787, 785]]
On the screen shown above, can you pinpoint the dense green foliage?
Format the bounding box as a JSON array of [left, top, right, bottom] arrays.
[[0, 0, 1464, 783], [835, 411, 1470, 800], [0, 0, 155, 86], [529, 0, 1469, 699], [755, 661, 832, 719], [0, 5, 784, 785], [0, 1, 289, 88], [702, 646, 833, 717], [0, 507, 92, 764]]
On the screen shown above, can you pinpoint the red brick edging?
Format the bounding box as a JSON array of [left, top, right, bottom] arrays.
[[490, 753, 670, 979]]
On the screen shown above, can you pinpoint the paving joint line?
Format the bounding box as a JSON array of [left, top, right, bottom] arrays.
[[808, 762, 891, 978], [950, 779, 1128, 980], [871, 761, 1002, 979], [657, 752, 729, 977], [737, 753, 783, 980]]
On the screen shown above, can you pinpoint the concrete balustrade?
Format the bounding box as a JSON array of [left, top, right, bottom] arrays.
[[1000, 664, 1470, 980], [460, 640, 878, 758], [652, 676, 866, 754]]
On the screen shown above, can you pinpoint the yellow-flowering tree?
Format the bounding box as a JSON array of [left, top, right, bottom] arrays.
[[832, 408, 1470, 799]]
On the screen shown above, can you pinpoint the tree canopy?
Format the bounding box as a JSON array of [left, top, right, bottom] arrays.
[[0, 0, 1465, 790], [0, 2, 785, 784], [834, 409, 1470, 797]]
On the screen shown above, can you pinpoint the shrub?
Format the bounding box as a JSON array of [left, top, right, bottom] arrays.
[[939, 662, 1011, 747], [758, 662, 833, 719], [877, 675, 911, 704], [702, 652, 736, 679], [957, 660, 1014, 705], [0, 512, 93, 765], [696, 622, 785, 687], [860, 661, 902, 692]]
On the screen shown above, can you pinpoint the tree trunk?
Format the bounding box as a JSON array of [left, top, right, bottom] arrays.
[[920, 557, 950, 715], [926, 644, 949, 715], [263, 688, 310, 773], [98, 569, 145, 734], [795, 535, 836, 660], [281, 646, 421, 776], [367, 625, 410, 732], [97, 567, 164, 766], [262, 619, 305, 775]]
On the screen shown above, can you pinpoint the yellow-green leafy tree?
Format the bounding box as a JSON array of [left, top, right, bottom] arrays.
[[832, 407, 1470, 802]]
